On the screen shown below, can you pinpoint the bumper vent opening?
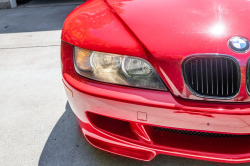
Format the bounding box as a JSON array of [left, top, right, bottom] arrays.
[[151, 126, 250, 137], [182, 55, 240, 99], [146, 126, 250, 155], [86, 112, 139, 140]]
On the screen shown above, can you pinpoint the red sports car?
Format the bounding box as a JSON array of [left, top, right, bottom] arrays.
[[61, 0, 250, 163]]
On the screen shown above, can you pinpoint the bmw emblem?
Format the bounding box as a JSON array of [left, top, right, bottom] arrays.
[[228, 36, 250, 53]]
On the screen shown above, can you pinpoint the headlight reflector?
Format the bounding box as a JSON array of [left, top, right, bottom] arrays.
[[74, 47, 167, 90], [122, 58, 153, 77], [92, 52, 121, 71]]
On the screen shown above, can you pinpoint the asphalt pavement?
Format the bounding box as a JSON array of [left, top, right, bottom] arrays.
[[0, 2, 248, 166]]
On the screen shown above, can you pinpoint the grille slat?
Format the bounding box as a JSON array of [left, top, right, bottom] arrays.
[[183, 55, 240, 98], [226, 60, 228, 95], [211, 59, 213, 95], [232, 62, 234, 93], [201, 59, 203, 93], [191, 61, 193, 85], [216, 59, 218, 95], [221, 59, 223, 95], [196, 60, 198, 91], [206, 59, 208, 94]]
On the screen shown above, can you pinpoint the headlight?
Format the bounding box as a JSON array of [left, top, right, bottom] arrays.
[[74, 47, 167, 90]]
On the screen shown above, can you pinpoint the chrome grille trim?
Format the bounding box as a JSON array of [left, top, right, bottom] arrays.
[[247, 58, 250, 95], [182, 54, 241, 99]]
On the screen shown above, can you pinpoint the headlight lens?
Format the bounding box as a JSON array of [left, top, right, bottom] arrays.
[[74, 47, 167, 90]]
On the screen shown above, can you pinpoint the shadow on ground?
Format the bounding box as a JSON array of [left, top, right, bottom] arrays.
[[38, 102, 248, 166], [22, 0, 84, 5]]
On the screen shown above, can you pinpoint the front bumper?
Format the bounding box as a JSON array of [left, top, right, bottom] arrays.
[[63, 77, 250, 163], [61, 41, 250, 163]]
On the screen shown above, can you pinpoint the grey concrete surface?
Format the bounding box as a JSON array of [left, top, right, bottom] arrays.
[[0, 46, 66, 166], [0, 0, 16, 9], [17, 2, 83, 8], [0, 1, 11, 9], [0, 3, 249, 166], [0, 5, 77, 34], [0, 30, 61, 49], [0, 0, 17, 9], [17, 0, 84, 8]]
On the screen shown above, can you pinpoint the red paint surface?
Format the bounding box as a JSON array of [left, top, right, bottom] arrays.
[[61, 0, 250, 163], [106, 0, 250, 102]]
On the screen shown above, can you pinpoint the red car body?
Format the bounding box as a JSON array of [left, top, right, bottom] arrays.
[[61, 0, 250, 163]]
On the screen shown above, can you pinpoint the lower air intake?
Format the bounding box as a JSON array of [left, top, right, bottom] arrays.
[[152, 126, 250, 137]]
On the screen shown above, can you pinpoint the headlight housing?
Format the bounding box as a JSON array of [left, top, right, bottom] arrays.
[[74, 47, 167, 90]]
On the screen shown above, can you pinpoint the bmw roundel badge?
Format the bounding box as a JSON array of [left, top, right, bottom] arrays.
[[228, 36, 250, 53]]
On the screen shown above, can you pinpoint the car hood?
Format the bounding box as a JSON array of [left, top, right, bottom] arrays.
[[107, 0, 250, 102], [107, 0, 250, 55]]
